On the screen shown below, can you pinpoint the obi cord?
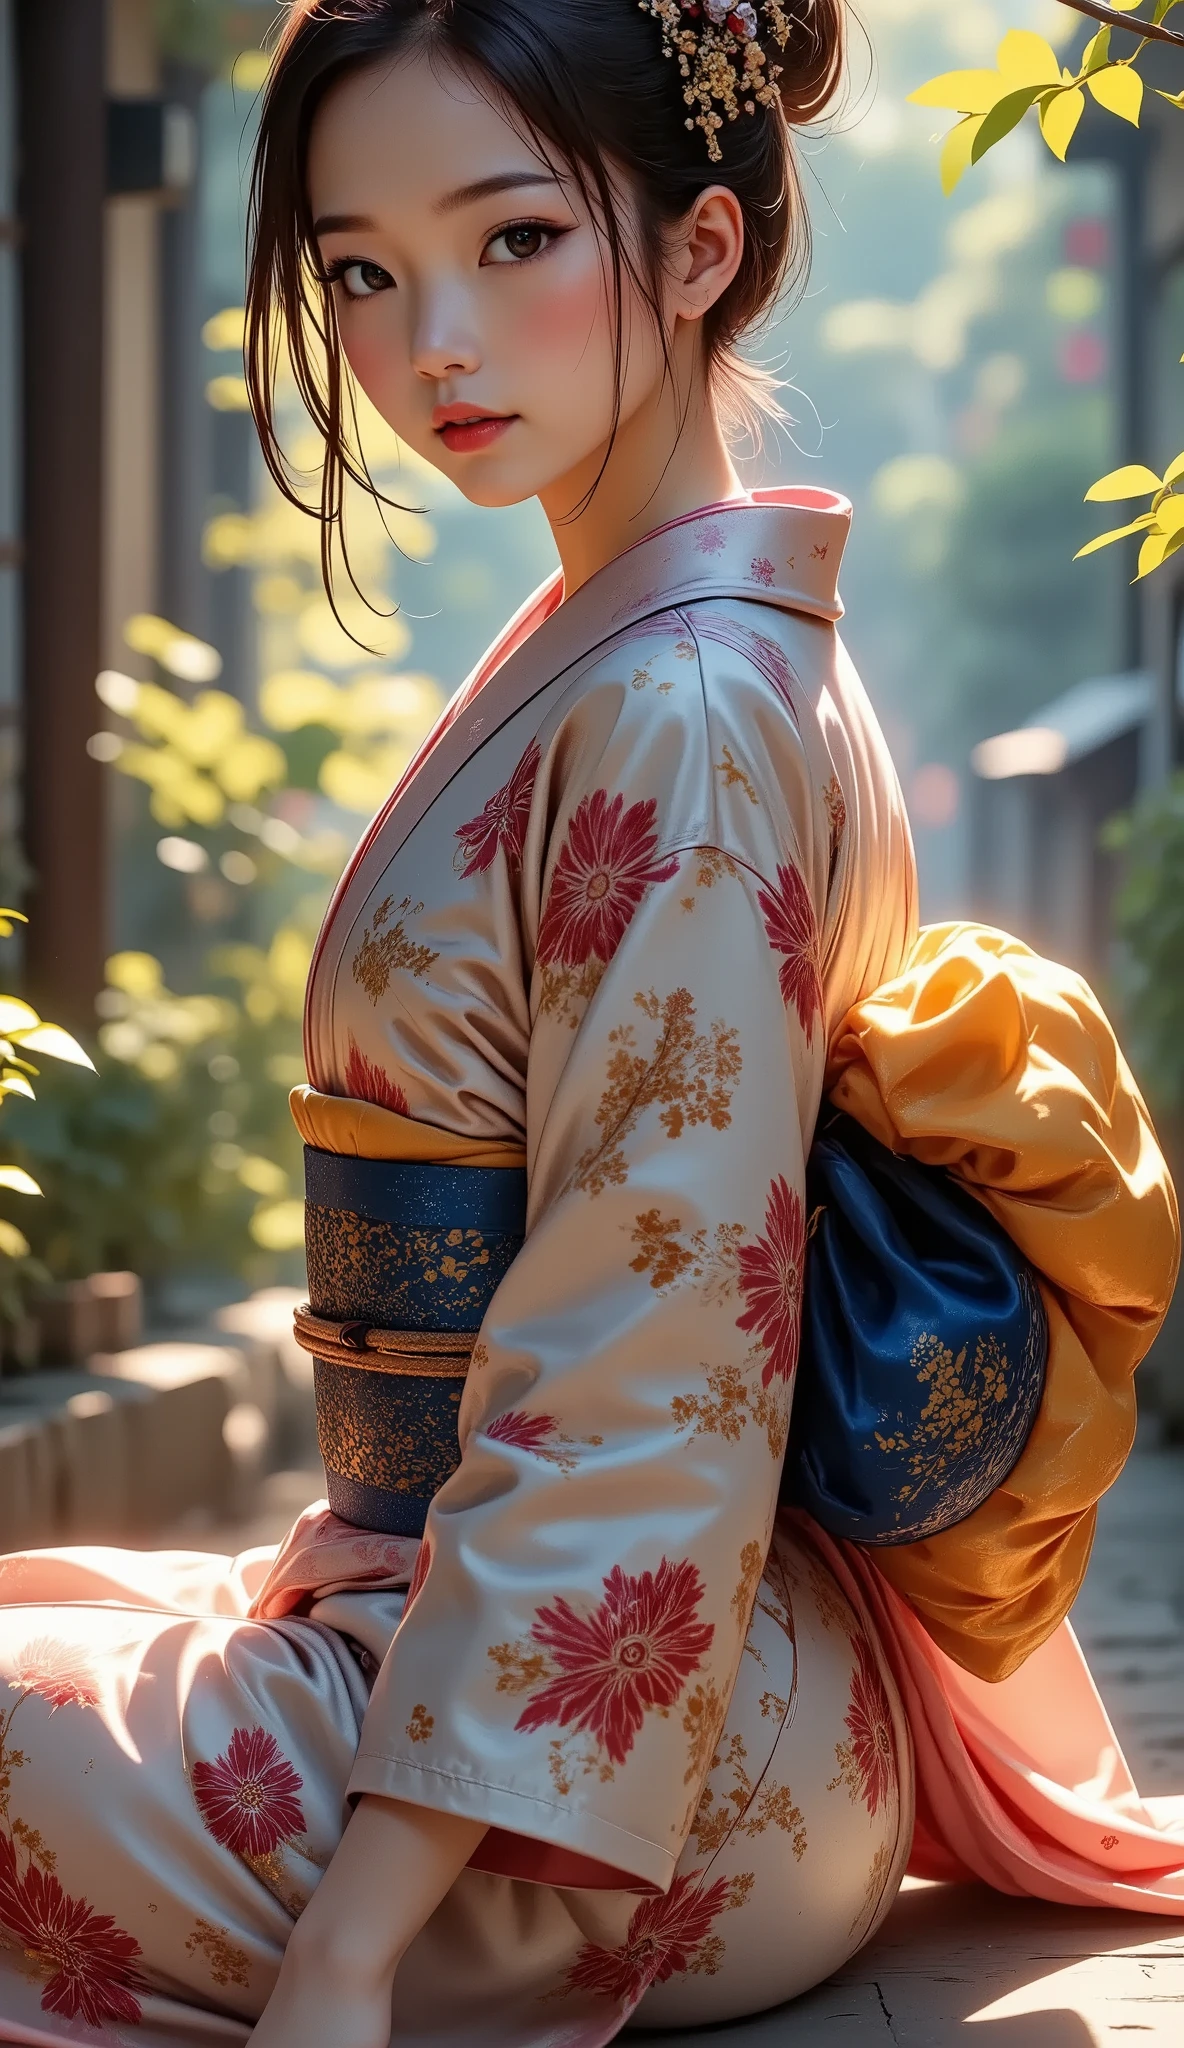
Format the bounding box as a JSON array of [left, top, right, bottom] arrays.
[[783, 1110, 1048, 1544], [297, 1148, 527, 1534]]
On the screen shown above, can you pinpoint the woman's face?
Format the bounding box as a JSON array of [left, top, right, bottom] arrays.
[[307, 48, 673, 511]]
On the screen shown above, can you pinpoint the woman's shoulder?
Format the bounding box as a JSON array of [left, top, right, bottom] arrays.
[[535, 598, 844, 885]]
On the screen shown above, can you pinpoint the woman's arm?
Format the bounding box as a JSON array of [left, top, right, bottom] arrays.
[[249, 1799, 486, 2048]]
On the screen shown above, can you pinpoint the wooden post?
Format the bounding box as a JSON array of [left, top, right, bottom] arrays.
[[17, 0, 107, 1026]]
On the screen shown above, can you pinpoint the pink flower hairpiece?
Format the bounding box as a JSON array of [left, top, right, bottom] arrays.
[[640, 0, 792, 162]]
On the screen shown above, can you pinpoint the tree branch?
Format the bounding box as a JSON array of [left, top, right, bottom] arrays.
[[1056, 0, 1184, 47]]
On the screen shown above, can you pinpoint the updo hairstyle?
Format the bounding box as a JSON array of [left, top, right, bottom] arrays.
[[245, 0, 846, 577]]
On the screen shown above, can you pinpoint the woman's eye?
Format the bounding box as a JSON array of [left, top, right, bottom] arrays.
[[333, 260, 393, 300], [482, 222, 557, 266]]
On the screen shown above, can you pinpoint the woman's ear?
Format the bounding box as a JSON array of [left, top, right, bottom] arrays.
[[668, 184, 745, 325]]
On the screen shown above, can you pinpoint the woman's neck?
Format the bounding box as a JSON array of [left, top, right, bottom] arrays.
[[538, 370, 745, 597]]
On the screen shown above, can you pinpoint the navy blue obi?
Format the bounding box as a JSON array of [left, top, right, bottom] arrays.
[[781, 1111, 1048, 1545], [301, 1148, 526, 1534]]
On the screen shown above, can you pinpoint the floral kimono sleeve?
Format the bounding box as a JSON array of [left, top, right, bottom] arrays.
[[346, 659, 830, 1890]]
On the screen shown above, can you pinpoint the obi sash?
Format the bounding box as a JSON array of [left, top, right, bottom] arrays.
[[782, 1109, 1047, 1543], [297, 1145, 526, 1533], [294, 1094, 1048, 1546]]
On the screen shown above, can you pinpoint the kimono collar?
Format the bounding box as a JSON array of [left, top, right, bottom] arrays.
[[587, 485, 850, 628], [306, 489, 851, 1035]]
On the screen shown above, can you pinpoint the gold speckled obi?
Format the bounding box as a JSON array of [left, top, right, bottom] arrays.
[[294, 1144, 527, 1534]]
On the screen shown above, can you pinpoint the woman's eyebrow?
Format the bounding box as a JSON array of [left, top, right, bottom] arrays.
[[313, 212, 378, 236], [435, 171, 561, 214]]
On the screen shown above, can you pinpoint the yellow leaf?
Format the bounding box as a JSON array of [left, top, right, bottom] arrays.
[[997, 31, 1061, 86], [0, 1218, 30, 1259], [941, 115, 985, 194], [215, 733, 287, 803], [249, 1198, 305, 1251], [14, 1023, 96, 1070], [1040, 86, 1085, 161], [1074, 515, 1157, 558], [972, 84, 1047, 163], [125, 614, 222, 685], [1087, 65, 1144, 125], [1137, 530, 1170, 580], [1085, 464, 1163, 502], [0, 1071, 35, 1098], [237, 1154, 288, 1198], [259, 670, 341, 732], [1163, 452, 1184, 488], [909, 69, 1006, 113], [106, 951, 163, 999], [1159, 494, 1184, 535], [205, 375, 250, 413], [179, 690, 245, 768], [0, 997, 40, 1035], [202, 306, 246, 352], [0, 1166, 42, 1197]]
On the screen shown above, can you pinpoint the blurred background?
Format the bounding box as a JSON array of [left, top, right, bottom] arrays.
[[0, 0, 1182, 1546]]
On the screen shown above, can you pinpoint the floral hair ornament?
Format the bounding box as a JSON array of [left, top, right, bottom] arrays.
[[640, 0, 792, 162]]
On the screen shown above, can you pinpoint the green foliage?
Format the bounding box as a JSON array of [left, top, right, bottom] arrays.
[[0, 919, 97, 1324], [0, 944, 308, 1289], [1103, 782, 1184, 1108], [911, 4, 1184, 575]]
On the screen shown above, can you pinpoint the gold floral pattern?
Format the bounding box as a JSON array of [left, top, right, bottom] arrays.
[[689, 1725, 807, 1861], [681, 1678, 728, 1790], [680, 846, 743, 913], [406, 1704, 434, 1745], [715, 745, 759, 806], [671, 1362, 788, 1459], [627, 1210, 743, 1299], [848, 1838, 894, 1945], [571, 988, 741, 1198], [822, 773, 847, 873], [732, 1540, 765, 1627], [873, 1327, 1012, 1531], [185, 1919, 251, 1990], [351, 895, 438, 1004]]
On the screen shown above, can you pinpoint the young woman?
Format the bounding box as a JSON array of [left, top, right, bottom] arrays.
[[0, 3, 1180, 2045]]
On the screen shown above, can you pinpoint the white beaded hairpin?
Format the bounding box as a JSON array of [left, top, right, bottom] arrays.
[[640, 0, 793, 162]]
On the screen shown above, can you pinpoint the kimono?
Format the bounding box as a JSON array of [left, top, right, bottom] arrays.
[[0, 489, 1180, 2048]]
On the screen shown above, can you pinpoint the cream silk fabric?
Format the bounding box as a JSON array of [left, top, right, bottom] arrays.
[[0, 493, 916, 2043], [0, 490, 1181, 2048]]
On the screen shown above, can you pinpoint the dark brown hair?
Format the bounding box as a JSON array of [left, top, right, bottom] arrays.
[[245, 0, 846, 592]]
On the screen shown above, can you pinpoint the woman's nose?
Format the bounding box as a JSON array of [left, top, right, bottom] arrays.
[[410, 283, 481, 382]]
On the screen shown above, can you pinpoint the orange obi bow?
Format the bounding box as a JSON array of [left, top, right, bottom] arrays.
[[828, 921, 1180, 1682]]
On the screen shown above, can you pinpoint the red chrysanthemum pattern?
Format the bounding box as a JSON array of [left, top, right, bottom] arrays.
[[537, 790, 679, 971], [191, 1727, 306, 1857], [757, 862, 822, 1043], [515, 1557, 714, 1766], [342, 1036, 410, 1116], [454, 738, 540, 880], [9, 1637, 100, 1712], [749, 555, 775, 587], [562, 1870, 734, 2002], [0, 1833, 143, 2028], [486, 1410, 562, 1453], [842, 1633, 896, 1818], [736, 1176, 806, 1389]]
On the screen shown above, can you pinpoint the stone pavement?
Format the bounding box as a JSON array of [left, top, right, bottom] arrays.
[[166, 1428, 1184, 2047]]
